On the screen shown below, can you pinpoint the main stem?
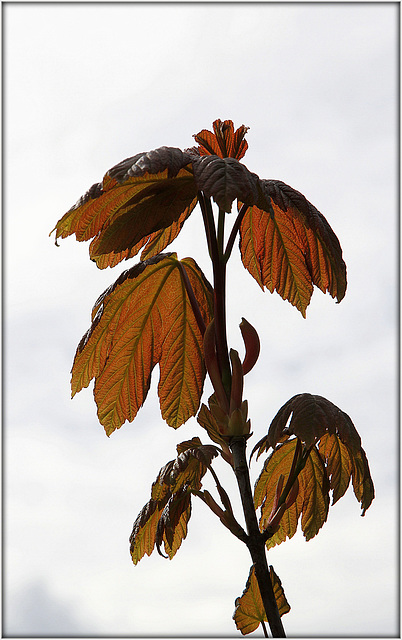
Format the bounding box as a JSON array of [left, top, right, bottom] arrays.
[[199, 193, 285, 637], [230, 437, 286, 638]]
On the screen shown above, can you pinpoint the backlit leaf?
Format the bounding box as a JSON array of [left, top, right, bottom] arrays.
[[233, 565, 290, 635], [254, 439, 331, 545], [192, 155, 262, 213], [156, 487, 192, 559], [261, 393, 362, 452], [168, 439, 219, 493], [130, 438, 215, 564], [254, 439, 304, 548], [51, 148, 197, 268], [129, 493, 171, 565], [263, 393, 374, 515], [193, 118, 249, 160], [239, 181, 347, 316], [71, 253, 213, 435], [253, 395, 374, 546]]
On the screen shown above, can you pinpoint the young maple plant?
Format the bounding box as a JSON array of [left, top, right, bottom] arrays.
[[52, 119, 374, 637]]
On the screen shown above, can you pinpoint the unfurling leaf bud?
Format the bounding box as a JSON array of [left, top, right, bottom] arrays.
[[240, 317, 260, 375], [229, 349, 244, 414], [203, 320, 230, 414]]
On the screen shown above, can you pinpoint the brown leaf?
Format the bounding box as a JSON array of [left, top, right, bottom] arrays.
[[233, 565, 290, 635], [71, 253, 213, 435], [265, 393, 362, 451]]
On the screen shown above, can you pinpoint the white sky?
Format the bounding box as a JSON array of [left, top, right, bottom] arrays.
[[4, 2, 398, 637]]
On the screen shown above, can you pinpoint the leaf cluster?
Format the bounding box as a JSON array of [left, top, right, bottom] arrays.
[[252, 393, 374, 548]]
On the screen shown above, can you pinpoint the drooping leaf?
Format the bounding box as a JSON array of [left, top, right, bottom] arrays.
[[254, 393, 362, 453], [71, 253, 213, 435], [233, 565, 290, 635], [239, 181, 347, 316], [130, 438, 215, 564], [50, 148, 198, 268], [155, 487, 192, 559], [168, 439, 219, 493], [252, 395, 374, 545], [90, 196, 198, 269], [193, 118, 249, 160], [254, 438, 330, 547], [264, 394, 374, 515], [129, 492, 171, 565]]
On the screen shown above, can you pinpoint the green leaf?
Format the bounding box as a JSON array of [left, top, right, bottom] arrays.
[[233, 565, 290, 635], [71, 253, 213, 435]]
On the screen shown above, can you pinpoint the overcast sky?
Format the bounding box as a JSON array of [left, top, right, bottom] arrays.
[[4, 2, 398, 637]]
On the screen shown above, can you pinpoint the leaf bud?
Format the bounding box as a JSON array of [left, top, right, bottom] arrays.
[[240, 317, 260, 375]]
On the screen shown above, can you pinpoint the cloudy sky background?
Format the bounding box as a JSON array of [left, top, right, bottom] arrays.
[[4, 2, 398, 637]]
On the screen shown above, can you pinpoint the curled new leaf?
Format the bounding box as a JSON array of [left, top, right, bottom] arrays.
[[239, 181, 347, 316], [71, 253, 213, 435], [130, 438, 215, 564], [155, 487, 192, 559], [192, 118, 249, 160], [233, 565, 290, 635]]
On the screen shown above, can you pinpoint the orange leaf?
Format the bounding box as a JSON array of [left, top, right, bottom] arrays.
[[50, 148, 197, 268], [193, 118, 249, 160], [129, 493, 170, 565], [71, 253, 213, 435], [233, 565, 290, 635], [239, 181, 346, 316]]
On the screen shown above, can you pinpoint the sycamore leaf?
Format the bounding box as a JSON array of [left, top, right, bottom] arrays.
[[168, 439, 219, 493], [264, 393, 362, 452], [155, 487, 192, 559], [90, 196, 198, 269], [50, 147, 197, 268], [233, 565, 290, 635], [129, 492, 171, 565], [254, 439, 330, 547], [71, 253, 213, 435], [130, 438, 214, 564], [255, 394, 374, 514], [252, 394, 374, 546], [239, 181, 347, 316], [192, 118, 249, 160]]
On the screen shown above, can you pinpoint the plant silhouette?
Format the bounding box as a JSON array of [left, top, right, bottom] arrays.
[[52, 119, 374, 636]]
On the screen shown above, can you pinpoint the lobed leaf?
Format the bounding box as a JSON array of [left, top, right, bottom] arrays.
[[71, 253, 213, 435], [239, 181, 347, 316], [155, 487, 192, 559], [129, 493, 171, 565], [253, 394, 374, 546], [233, 565, 290, 635], [259, 393, 362, 452], [51, 148, 197, 269], [130, 438, 215, 564], [193, 118, 249, 160], [255, 439, 330, 546]]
